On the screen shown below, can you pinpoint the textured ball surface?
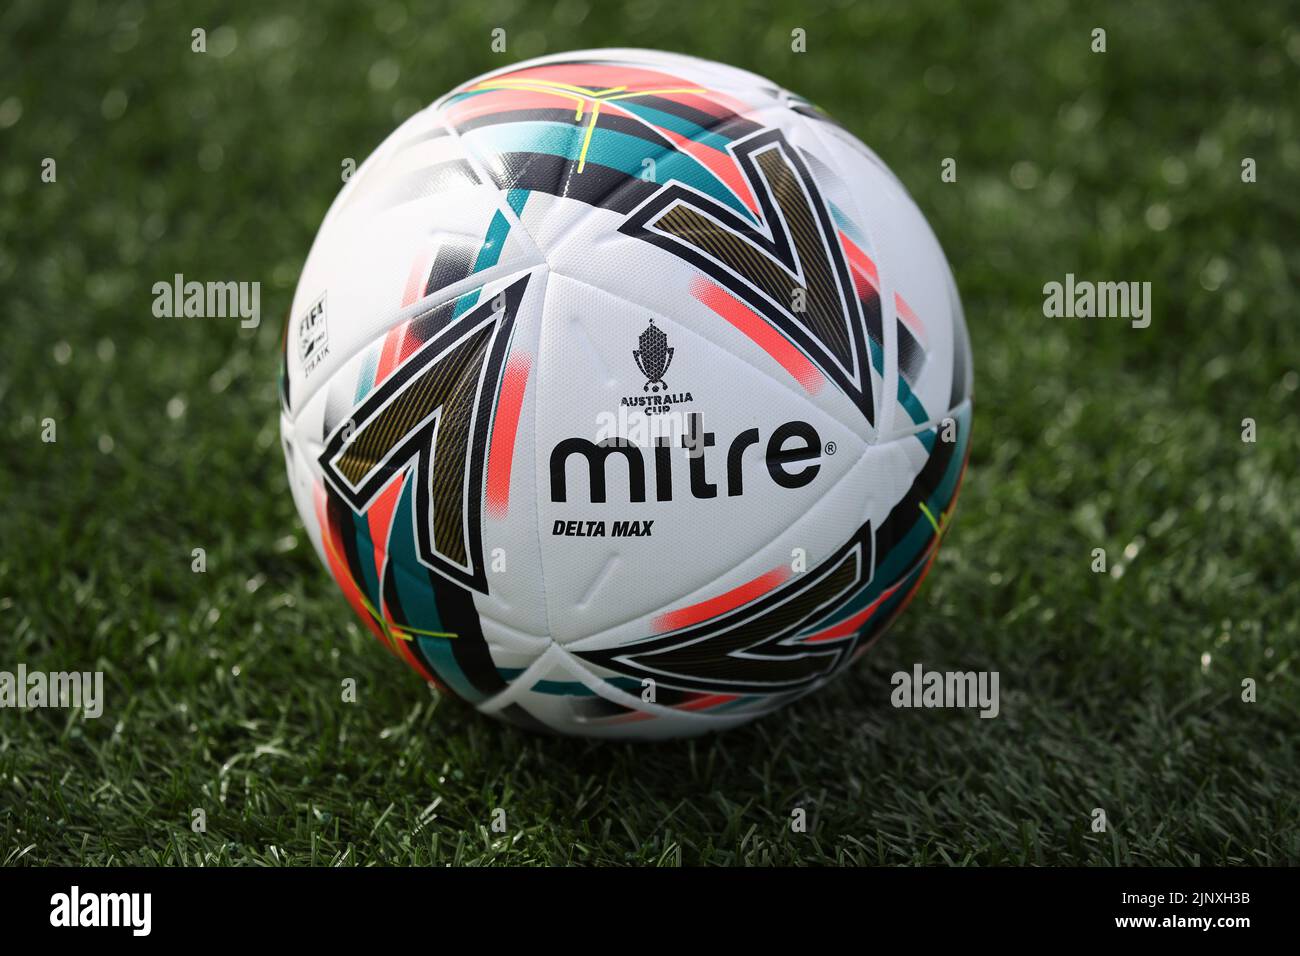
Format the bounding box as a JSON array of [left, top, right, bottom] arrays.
[[280, 49, 973, 739]]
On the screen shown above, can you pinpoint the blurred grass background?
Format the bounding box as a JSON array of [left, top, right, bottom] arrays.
[[1, 0, 1297, 864]]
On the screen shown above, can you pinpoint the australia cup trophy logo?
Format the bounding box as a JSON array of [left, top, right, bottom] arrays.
[[633, 318, 674, 392]]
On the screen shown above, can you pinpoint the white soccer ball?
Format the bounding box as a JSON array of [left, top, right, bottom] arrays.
[[280, 49, 973, 739]]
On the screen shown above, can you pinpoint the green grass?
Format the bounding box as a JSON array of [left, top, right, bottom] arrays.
[[1, 0, 1297, 866]]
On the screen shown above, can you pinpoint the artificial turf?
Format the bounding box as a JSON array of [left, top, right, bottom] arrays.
[[1, 0, 1296, 865]]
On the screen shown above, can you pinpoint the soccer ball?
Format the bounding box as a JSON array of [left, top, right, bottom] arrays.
[[279, 49, 972, 739]]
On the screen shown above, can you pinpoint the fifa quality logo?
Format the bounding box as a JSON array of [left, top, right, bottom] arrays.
[[633, 318, 674, 392]]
